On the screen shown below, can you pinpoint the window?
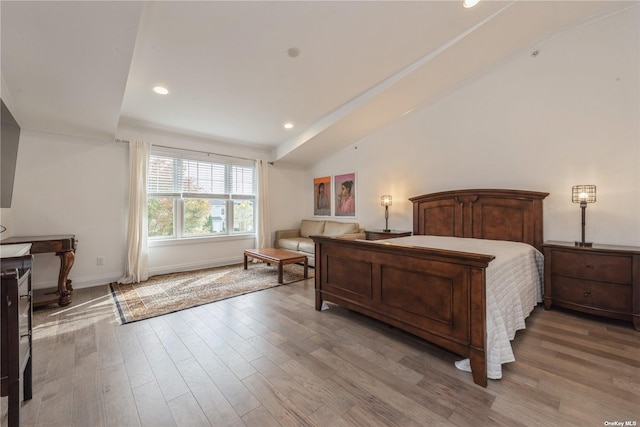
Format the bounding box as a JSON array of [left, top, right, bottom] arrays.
[[147, 151, 256, 240]]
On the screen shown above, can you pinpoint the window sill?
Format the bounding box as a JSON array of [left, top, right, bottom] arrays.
[[149, 233, 256, 247]]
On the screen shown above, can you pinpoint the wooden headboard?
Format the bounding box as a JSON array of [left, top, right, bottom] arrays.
[[410, 189, 549, 251]]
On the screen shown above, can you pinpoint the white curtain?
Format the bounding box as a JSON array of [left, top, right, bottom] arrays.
[[119, 140, 151, 284], [256, 159, 271, 249]]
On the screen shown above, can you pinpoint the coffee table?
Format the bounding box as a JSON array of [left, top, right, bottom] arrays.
[[243, 248, 308, 284]]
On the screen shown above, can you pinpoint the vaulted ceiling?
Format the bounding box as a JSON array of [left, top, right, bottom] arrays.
[[1, 1, 636, 166]]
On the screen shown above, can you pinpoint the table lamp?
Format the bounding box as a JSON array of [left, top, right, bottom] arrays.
[[572, 185, 596, 247], [381, 195, 392, 232]]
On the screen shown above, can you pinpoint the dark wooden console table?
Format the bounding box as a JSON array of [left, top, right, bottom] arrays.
[[0, 235, 77, 306]]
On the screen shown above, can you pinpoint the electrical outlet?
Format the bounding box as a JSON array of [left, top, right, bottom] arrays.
[[97, 256, 105, 266]]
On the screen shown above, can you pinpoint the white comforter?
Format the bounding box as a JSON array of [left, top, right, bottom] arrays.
[[372, 235, 544, 380]]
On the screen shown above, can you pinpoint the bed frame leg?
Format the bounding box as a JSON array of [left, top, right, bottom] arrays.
[[469, 350, 488, 387], [315, 291, 323, 311]]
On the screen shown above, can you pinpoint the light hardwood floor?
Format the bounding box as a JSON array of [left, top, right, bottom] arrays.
[[3, 278, 639, 427]]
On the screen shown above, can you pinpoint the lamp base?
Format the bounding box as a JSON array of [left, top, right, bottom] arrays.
[[574, 241, 593, 247], [383, 229, 391, 232]]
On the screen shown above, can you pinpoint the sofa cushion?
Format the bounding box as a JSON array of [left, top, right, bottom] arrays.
[[278, 237, 307, 251], [298, 240, 315, 254], [300, 220, 325, 238], [323, 221, 359, 236]]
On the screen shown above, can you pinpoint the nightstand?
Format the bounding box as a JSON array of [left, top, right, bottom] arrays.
[[364, 229, 412, 241], [543, 241, 639, 331]]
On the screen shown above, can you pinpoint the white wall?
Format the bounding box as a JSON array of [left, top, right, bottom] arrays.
[[116, 127, 306, 275], [10, 130, 128, 289], [6, 126, 306, 290], [0, 209, 13, 236], [267, 164, 307, 238], [308, 7, 640, 247]]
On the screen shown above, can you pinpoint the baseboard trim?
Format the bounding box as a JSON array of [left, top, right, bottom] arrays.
[[147, 256, 243, 277], [31, 257, 244, 291]]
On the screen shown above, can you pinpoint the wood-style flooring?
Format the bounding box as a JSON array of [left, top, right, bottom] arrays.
[[2, 278, 639, 426]]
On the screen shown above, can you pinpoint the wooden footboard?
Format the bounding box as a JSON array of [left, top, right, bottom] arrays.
[[312, 235, 495, 387]]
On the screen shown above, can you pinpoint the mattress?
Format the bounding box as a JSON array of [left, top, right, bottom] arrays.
[[372, 235, 544, 379]]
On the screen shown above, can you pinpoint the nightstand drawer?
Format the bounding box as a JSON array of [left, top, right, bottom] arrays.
[[552, 276, 632, 312], [551, 250, 632, 284]]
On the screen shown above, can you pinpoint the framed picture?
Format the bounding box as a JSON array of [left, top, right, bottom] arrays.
[[334, 172, 356, 217], [313, 176, 331, 216]]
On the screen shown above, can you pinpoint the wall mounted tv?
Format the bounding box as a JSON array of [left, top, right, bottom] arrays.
[[1, 98, 21, 208]]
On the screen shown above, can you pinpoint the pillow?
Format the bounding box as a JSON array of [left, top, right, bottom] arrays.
[[323, 221, 358, 236], [300, 220, 325, 238]]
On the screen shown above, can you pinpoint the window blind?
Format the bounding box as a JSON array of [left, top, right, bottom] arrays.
[[148, 153, 256, 198], [148, 155, 179, 196]]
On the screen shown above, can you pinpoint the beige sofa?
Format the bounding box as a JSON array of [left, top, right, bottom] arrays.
[[275, 219, 365, 267]]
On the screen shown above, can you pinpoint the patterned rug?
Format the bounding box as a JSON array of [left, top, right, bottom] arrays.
[[109, 262, 312, 324]]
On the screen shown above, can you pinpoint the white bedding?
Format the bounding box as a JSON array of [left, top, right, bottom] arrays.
[[371, 235, 544, 380]]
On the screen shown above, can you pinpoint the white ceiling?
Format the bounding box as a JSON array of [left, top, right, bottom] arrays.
[[1, 1, 636, 166]]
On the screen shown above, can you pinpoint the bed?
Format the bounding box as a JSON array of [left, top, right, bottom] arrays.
[[311, 189, 549, 387]]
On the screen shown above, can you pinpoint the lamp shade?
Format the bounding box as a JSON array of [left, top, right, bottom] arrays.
[[381, 195, 392, 207], [572, 185, 596, 203]]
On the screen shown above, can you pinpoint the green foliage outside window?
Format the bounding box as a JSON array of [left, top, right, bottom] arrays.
[[184, 199, 215, 236], [148, 198, 173, 237], [233, 200, 254, 232]]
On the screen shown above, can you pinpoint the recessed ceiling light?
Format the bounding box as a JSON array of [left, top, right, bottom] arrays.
[[153, 86, 169, 95], [463, 0, 480, 8], [287, 47, 300, 58], [284, 123, 294, 129]]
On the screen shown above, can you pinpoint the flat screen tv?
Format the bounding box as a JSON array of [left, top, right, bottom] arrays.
[[1, 98, 21, 208]]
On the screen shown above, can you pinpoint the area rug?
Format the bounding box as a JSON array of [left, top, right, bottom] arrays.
[[109, 262, 312, 324]]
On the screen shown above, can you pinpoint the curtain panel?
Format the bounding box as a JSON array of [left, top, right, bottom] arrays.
[[256, 159, 271, 250], [119, 140, 151, 284]]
